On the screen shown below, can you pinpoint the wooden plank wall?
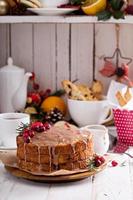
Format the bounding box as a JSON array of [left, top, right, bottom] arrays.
[[0, 23, 133, 93]]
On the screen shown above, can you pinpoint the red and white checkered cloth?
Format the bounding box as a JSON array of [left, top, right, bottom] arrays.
[[113, 109, 133, 153]]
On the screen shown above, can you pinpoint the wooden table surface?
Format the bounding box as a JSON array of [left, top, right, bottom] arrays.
[[0, 148, 133, 200]]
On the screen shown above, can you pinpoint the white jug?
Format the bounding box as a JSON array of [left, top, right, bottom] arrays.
[[81, 125, 109, 155], [0, 57, 32, 113]]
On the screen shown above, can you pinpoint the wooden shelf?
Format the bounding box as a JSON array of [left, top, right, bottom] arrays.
[[0, 15, 133, 24]]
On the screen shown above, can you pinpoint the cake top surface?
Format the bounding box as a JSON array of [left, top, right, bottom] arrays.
[[31, 125, 91, 146], [17, 121, 92, 147]]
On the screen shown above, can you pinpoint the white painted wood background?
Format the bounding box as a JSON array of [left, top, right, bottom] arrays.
[[0, 23, 133, 93]]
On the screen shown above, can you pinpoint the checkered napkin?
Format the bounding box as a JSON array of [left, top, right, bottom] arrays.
[[113, 109, 133, 153]]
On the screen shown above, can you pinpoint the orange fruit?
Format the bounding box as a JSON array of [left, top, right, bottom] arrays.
[[41, 96, 66, 115], [81, 0, 106, 15]]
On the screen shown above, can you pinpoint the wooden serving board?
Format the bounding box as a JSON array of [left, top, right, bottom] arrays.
[[5, 164, 106, 183]]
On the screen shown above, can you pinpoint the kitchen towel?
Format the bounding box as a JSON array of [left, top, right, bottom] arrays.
[[113, 109, 133, 153]]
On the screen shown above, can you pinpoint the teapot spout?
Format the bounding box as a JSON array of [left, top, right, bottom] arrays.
[[12, 72, 32, 111], [25, 72, 33, 79]]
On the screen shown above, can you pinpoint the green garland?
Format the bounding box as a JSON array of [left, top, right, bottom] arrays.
[[97, 0, 126, 20], [70, 0, 127, 20]]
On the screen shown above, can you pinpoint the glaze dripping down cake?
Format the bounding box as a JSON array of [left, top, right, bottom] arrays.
[[17, 122, 94, 173]]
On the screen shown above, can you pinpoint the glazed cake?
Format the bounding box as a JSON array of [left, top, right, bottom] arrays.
[[17, 123, 94, 173]]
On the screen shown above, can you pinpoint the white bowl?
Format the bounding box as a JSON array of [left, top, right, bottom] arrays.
[[67, 98, 112, 127], [39, 0, 69, 7]]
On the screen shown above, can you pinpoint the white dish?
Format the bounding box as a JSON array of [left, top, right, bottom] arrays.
[[0, 142, 17, 150], [0, 145, 16, 150], [27, 7, 78, 16]]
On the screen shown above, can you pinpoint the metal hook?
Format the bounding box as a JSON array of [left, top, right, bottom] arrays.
[[104, 24, 132, 67]]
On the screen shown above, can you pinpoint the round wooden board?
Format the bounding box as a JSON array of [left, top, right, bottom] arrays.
[[5, 164, 106, 183]]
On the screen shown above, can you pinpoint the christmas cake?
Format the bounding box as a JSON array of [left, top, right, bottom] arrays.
[[17, 122, 94, 173]]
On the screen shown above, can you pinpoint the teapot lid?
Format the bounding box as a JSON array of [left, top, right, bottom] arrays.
[[0, 57, 25, 73]]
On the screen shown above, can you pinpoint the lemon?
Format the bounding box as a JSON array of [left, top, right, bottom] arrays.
[[41, 96, 66, 115], [81, 0, 107, 15]]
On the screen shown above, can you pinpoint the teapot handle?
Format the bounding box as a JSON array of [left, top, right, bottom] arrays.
[[99, 107, 113, 125]]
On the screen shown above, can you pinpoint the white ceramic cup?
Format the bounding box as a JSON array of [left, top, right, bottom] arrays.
[[0, 113, 30, 148], [81, 125, 109, 155], [67, 97, 113, 127], [39, 0, 69, 7]]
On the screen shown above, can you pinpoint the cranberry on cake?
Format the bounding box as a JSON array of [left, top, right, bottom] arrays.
[[17, 122, 94, 173]]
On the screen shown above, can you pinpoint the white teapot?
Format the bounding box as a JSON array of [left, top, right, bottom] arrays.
[[0, 57, 32, 113]]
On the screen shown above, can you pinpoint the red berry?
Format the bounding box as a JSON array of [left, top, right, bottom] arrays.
[[95, 159, 102, 167], [45, 89, 51, 95], [23, 132, 29, 138], [43, 122, 51, 130], [94, 155, 105, 167], [28, 93, 41, 104], [39, 90, 45, 98], [95, 156, 101, 161], [24, 136, 31, 143], [111, 160, 118, 167], [99, 156, 105, 164], [31, 122, 44, 128], [36, 126, 45, 132], [23, 129, 30, 137], [39, 89, 51, 99], [31, 121, 45, 132], [28, 130, 35, 138], [33, 82, 40, 90]]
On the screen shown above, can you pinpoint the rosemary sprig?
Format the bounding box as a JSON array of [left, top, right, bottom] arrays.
[[16, 123, 29, 135], [87, 159, 97, 171]]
